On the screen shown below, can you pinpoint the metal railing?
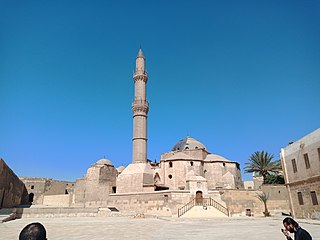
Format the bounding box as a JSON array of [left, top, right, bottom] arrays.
[[178, 197, 229, 217], [178, 198, 196, 218]]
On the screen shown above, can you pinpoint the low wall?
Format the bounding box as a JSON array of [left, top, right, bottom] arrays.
[[85, 190, 194, 216], [15, 207, 99, 218], [220, 188, 290, 217], [43, 194, 72, 206]]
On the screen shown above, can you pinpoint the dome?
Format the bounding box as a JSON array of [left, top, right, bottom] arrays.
[[165, 152, 195, 161], [205, 154, 230, 162], [96, 158, 113, 166], [117, 165, 125, 173], [172, 136, 206, 151]]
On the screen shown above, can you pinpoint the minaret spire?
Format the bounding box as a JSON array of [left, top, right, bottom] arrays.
[[137, 48, 145, 59], [132, 48, 149, 163]]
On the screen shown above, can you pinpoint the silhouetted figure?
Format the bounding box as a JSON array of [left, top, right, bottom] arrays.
[[282, 217, 312, 240], [19, 222, 47, 240]]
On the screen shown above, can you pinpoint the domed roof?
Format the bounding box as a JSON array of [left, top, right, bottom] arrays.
[[172, 136, 206, 151], [116, 165, 125, 172], [205, 154, 230, 162], [165, 152, 195, 161], [96, 158, 113, 166]]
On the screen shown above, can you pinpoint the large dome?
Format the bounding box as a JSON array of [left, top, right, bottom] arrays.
[[172, 136, 207, 151]]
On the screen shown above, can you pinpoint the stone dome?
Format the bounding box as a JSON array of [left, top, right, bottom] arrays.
[[96, 158, 113, 166], [172, 136, 206, 151], [116, 165, 125, 173], [205, 154, 230, 162]]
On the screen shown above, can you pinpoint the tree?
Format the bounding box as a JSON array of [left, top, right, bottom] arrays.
[[264, 174, 285, 184], [244, 151, 281, 182], [257, 191, 270, 217]]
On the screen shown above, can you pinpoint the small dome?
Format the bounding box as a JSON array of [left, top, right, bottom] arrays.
[[172, 136, 206, 151], [205, 154, 230, 162], [117, 165, 125, 173], [96, 158, 113, 166]]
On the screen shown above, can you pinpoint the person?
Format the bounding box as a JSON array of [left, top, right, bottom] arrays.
[[282, 217, 312, 240], [19, 222, 47, 240]]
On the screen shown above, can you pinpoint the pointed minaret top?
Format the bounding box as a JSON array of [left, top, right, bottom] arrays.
[[136, 48, 145, 59]]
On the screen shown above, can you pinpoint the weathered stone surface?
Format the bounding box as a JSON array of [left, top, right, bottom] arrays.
[[0, 159, 28, 208]]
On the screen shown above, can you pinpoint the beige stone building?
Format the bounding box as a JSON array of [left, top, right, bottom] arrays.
[[153, 136, 243, 192], [20, 177, 75, 206], [71, 49, 289, 217], [280, 128, 320, 219]]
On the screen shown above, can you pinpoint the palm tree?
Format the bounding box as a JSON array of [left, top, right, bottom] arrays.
[[257, 191, 270, 217], [244, 151, 281, 182]]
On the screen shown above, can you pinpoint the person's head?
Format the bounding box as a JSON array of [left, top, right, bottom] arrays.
[[283, 217, 299, 233], [19, 222, 47, 240]]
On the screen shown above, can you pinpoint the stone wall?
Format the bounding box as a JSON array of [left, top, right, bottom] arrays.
[[20, 177, 75, 205], [43, 194, 73, 206], [280, 128, 320, 219], [0, 159, 28, 208], [220, 187, 290, 217], [84, 190, 194, 216], [288, 177, 320, 219]]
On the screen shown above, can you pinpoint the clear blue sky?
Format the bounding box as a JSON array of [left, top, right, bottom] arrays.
[[1, 0, 319, 181]]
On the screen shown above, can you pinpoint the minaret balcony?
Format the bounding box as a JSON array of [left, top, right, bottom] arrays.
[[133, 70, 148, 79], [132, 100, 149, 113]]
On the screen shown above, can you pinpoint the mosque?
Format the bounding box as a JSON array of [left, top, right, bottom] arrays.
[[1, 49, 290, 218], [71, 49, 286, 217], [75, 49, 242, 198]]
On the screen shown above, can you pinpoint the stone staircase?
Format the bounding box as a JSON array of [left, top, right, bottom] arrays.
[[180, 205, 228, 218], [177, 197, 229, 218]]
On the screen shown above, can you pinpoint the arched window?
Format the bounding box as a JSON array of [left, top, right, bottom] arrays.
[[169, 161, 173, 168], [190, 161, 194, 166], [154, 173, 161, 184]]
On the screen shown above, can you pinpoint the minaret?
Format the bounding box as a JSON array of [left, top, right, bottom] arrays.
[[132, 49, 149, 163], [116, 48, 154, 193]]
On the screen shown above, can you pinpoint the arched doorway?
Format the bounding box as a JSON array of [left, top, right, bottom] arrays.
[[195, 191, 203, 205], [28, 193, 34, 203]]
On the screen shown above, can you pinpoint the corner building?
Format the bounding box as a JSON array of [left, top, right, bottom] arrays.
[[280, 128, 320, 219]]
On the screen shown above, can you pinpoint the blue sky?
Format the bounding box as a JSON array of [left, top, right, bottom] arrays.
[[1, 0, 319, 181]]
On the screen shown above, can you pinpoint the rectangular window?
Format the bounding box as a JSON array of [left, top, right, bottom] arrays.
[[310, 191, 318, 205], [292, 159, 297, 173], [318, 148, 320, 161], [297, 192, 304, 205], [304, 153, 310, 169]]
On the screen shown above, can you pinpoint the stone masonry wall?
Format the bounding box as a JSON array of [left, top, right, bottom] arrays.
[[0, 159, 28, 208]]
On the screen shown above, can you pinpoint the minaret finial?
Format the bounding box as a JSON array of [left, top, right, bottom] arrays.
[[137, 48, 145, 58]]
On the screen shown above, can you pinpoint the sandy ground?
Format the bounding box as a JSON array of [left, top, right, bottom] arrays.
[[1, 216, 319, 240]]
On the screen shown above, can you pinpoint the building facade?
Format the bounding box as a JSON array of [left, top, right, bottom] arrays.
[[280, 128, 320, 219]]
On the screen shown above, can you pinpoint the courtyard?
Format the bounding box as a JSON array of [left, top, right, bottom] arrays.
[[1, 216, 319, 240]]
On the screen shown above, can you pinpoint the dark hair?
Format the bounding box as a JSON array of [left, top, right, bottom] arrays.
[[19, 222, 46, 240], [283, 217, 299, 228]]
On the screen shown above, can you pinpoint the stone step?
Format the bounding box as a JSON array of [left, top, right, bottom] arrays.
[[14, 207, 100, 218], [0, 208, 16, 223], [180, 206, 229, 218]]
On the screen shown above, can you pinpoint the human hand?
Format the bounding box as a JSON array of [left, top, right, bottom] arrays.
[[281, 229, 289, 237]]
